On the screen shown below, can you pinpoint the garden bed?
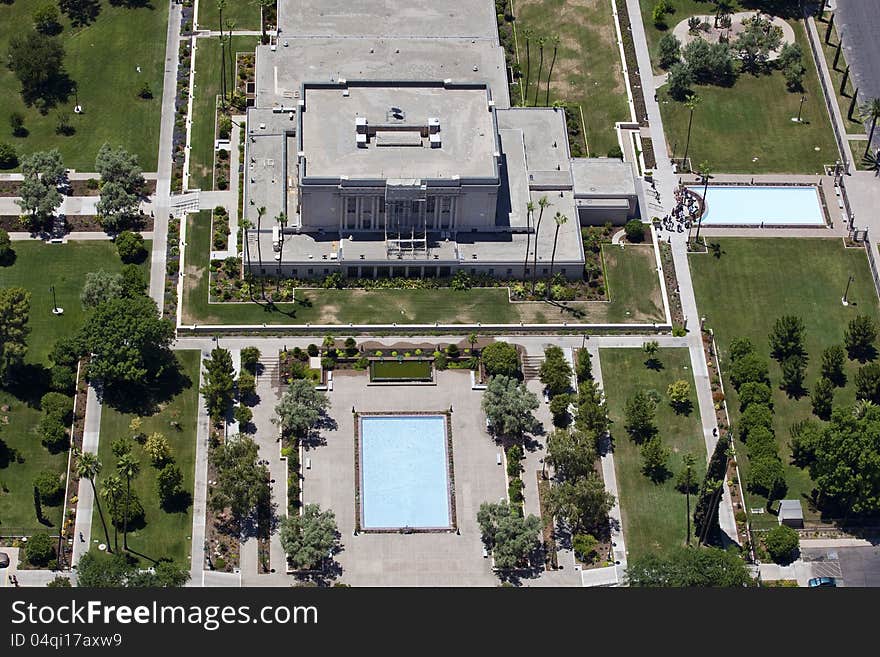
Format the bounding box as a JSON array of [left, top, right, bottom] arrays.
[[163, 216, 181, 321], [369, 360, 433, 382]]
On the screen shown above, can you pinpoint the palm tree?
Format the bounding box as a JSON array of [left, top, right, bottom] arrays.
[[225, 20, 236, 103], [522, 28, 532, 106], [523, 200, 534, 281], [680, 453, 696, 545], [682, 93, 701, 171], [533, 37, 546, 107], [694, 161, 712, 244], [116, 453, 140, 551], [860, 97, 880, 159], [531, 196, 549, 294], [216, 0, 226, 38], [545, 36, 560, 107], [258, 0, 274, 43], [547, 212, 568, 297], [74, 449, 112, 553], [256, 206, 266, 299], [102, 474, 124, 553]]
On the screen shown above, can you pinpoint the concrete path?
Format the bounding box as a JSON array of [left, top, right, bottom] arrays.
[[8, 231, 150, 242], [188, 349, 211, 585], [72, 384, 103, 566], [148, 0, 183, 313]]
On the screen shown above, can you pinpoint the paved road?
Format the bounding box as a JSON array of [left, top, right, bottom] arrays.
[[834, 0, 880, 151]]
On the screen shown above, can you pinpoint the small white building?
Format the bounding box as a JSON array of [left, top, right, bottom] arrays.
[[777, 499, 804, 528]]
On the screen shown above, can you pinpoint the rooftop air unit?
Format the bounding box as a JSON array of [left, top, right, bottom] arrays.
[[429, 133, 441, 149]]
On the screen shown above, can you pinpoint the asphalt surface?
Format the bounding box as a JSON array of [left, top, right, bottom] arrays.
[[833, 1, 880, 149]]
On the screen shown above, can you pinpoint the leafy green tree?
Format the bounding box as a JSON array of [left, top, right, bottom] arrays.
[[811, 377, 834, 420], [642, 340, 660, 369], [482, 375, 539, 439], [0, 142, 17, 169], [33, 469, 64, 504], [0, 287, 30, 384], [80, 295, 174, 390], [575, 348, 592, 382], [38, 416, 68, 452], [209, 435, 269, 521], [240, 346, 261, 373], [693, 434, 729, 545], [809, 405, 880, 515], [237, 370, 256, 400], [729, 352, 770, 390], [16, 150, 64, 227], [855, 363, 880, 404], [572, 533, 599, 563], [777, 43, 805, 91], [58, 0, 101, 28], [789, 419, 822, 468], [127, 561, 190, 588], [481, 341, 520, 378], [667, 62, 693, 100], [95, 144, 145, 232], [624, 219, 645, 243], [769, 315, 806, 362], [0, 228, 14, 266], [737, 403, 773, 443], [677, 453, 699, 495], [821, 345, 847, 387], [273, 379, 329, 437], [75, 550, 132, 587], [115, 231, 146, 263], [119, 264, 147, 298], [575, 379, 609, 437], [626, 546, 753, 587], [748, 456, 786, 499], [624, 391, 656, 443], [667, 379, 691, 413], [80, 270, 124, 309], [658, 32, 681, 69], [477, 501, 541, 569], [780, 354, 807, 395], [41, 391, 72, 423], [26, 532, 55, 566], [144, 432, 171, 466], [33, 3, 62, 35], [279, 504, 339, 570], [157, 463, 183, 507], [47, 575, 72, 587], [549, 393, 571, 427], [682, 38, 736, 85], [7, 30, 68, 107], [545, 428, 597, 482], [763, 524, 800, 565], [729, 337, 755, 362], [539, 345, 572, 396], [734, 14, 782, 73], [548, 474, 614, 534], [845, 315, 877, 361], [738, 381, 772, 411], [201, 347, 235, 422], [640, 436, 671, 482]]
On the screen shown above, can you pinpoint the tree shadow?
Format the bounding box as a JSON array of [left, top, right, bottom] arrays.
[[4, 363, 50, 408], [160, 490, 193, 514], [24, 73, 76, 114], [848, 345, 878, 364], [709, 242, 724, 259], [100, 359, 191, 415], [670, 400, 693, 416], [643, 464, 673, 484], [645, 357, 664, 371], [60, 0, 101, 26]]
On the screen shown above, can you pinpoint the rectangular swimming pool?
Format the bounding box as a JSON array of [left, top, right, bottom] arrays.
[[687, 185, 825, 226], [359, 415, 452, 530]]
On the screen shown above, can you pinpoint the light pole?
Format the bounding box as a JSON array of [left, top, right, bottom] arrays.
[[842, 273, 855, 306], [50, 286, 64, 315], [792, 95, 807, 123]]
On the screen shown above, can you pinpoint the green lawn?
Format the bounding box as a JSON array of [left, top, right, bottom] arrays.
[[0, 1, 167, 171], [191, 36, 259, 189], [90, 350, 200, 566], [181, 211, 666, 325], [849, 139, 875, 171], [600, 347, 706, 558], [197, 1, 263, 31], [513, 0, 630, 156], [689, 238, 880, 527], [0, 240, 147, 534]]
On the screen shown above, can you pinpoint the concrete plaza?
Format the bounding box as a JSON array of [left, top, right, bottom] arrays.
[[303, 368, 506, 586]]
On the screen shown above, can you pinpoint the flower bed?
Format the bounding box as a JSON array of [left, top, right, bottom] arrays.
[[211, 206, 230, 251], [163, 216, 181, 321], [658, 240, 684, 328], [615, 0, 648, 127], [171, 33, 193, 193], [204, 424, 240, 572]]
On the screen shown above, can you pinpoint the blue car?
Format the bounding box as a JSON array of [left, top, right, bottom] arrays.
[[808, 577, 836, 587]]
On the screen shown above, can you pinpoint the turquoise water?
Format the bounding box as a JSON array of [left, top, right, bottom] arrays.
[[688, 185, 824, 226], [360, 415, 451, 529]]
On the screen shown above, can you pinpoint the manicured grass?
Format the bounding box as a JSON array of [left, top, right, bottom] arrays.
[[370, 360, 433, 382], [191, 36, 259, 189], [849, 139, 876, 171], [818, 17, 864, 135], [0, 240, 147, 534], [197, 1, 263, 31], [181, 211, 666, 325], [90, 350, 200, 565], [689, 238, 880, 527], [0, 1, 167, 171], [600, 347, 706, 558], [513, 0, 630, 156]]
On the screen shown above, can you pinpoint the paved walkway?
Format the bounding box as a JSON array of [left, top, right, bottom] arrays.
[[72, 384, 103, 566], [188, 349, 211, 585], [148, 0, 184, 313]]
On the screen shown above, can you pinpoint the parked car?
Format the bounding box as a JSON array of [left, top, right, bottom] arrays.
[[0, 552, 9, 568], [808, 577, 836, 587]]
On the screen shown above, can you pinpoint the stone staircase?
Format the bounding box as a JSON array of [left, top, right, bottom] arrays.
[[521, 355, 543, 380], [259, 358, 281, 386]]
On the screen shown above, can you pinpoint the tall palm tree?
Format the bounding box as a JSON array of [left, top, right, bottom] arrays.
[[256, 206, 266, 299], [102, 474, 124, 553], [545, 36, 560, 107], [258, 0, 274, 43], [547, 212, 568, 297], [219, 38, 227, 108], [680, 453, 696, 546], [682, 93, 701, 171], [523, 200, 534, 281], [225, 20, 236, 103], [216, 0, 226, 38], [116, 453, 140, 551], [74, 449, 112, 553], [861, 97, 880, 159], [531, 196, 549, 294], [522, 28, 532, 106], [695, 161, 712, 244], [533, 37, 546, 107]]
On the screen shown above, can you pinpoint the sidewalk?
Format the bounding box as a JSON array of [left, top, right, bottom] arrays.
[[72, 384, 103, 566]]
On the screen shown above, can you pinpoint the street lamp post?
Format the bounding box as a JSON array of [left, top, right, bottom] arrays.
[[50, 286, 64, 315], [792, 95, 807, 123], [842, 274, 855, 306]]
